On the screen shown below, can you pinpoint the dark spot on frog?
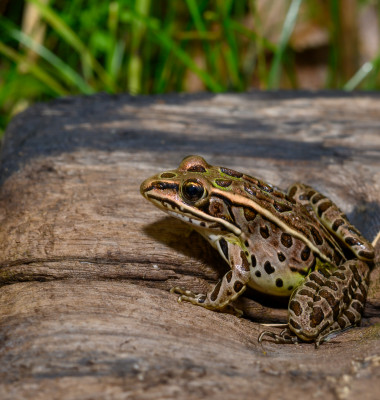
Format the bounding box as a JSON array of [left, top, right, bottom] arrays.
[[219, 238, 229, 260], [317, 201, 332, 217], [260, 225, 269, 239], [319, 289, 337, 311], [257, 181, 273, 193], [311, 193, 324, 204], [345, 310, 356, 324], [348, 264, 362, 282], [210, 280, 222, 301], [215, 179, 232, 187], [351, 301, 363, 313], [226, 270, 232, 283], [358, 250, 374, 260], [298, 288, 314, 298], [220, 167, 243, 178], [275, 278, 283, 287], [305, 281, 319, 291], [243, 207, 257, 221], [333, 250, 343, 265], [298, 269, 309, 277], [149, 182, 179, 191], [273, 201, 293, 213], [160, 172, 176, 178], [324, 281, 338, 292], [187, 165, 206, 172], [309, 273, 324, 286], [334, 272, 346, 281], [264, 261, 275, 275], [310, 226, 323, 245], [251, 254, 257, 267], [300, 246, 311, 261], [342, 288, 351, 304], [277, 252, 286, 262], [345, 236, 363, 247], [243, 183, 255, 197], [255, 271, 261, 278], [281, 233, 293, 248], [332, 218, 345, 231], [234, 281, 244, 293], [317, 268, 331, 279], [289, 318, 301, 330], [338, 317, 347, 329], [289, 300, 302, 316], [353, 291, 364, 304], [309, 306, 324, 327], [287, 186, 297, 200]]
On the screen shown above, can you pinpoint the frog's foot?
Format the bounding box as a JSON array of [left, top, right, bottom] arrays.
[[170, 286, 244, 317], [258, 327, 299, 345], [170, 286, 207, 305]]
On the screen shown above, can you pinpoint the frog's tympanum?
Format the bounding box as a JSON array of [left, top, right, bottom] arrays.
[[140, 156, 374, 347]]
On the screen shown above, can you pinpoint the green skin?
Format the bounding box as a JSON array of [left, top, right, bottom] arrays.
[[141, 155, 374, 346]]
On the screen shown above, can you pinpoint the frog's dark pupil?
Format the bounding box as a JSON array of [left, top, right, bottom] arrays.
[[183, 180, 204, 202]]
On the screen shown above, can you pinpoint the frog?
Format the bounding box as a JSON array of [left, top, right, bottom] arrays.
[[140, 155, 375, 347]]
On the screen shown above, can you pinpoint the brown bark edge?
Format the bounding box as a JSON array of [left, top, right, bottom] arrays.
[[0, 92, 379, 400]]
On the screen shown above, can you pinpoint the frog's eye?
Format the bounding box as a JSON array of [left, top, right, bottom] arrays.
[[182, 179, 205, 203]]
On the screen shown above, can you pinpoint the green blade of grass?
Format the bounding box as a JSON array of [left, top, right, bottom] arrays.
[[344, 54, 380, 91], [121, 9, 224, 92], [267, 0, 303, 89], [185, 0, 217, 74], [229, 20, 276, 52], [1, 17, 94, 94], [327, 0, 340, 88], [27, 0, 116, 91], [128, 0, 151, 94], [185, 0, 207, 33], [106, 1, 120, 81], [0, 42, 68, 95], [219, 0, 242, 90]]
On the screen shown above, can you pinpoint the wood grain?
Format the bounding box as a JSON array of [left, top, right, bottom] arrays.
[[0, 92, 379, 399]]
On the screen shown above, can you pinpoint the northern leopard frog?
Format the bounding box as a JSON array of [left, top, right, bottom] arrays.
[[140, 156, 374, 346]]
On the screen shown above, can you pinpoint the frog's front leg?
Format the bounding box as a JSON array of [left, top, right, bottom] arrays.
[[171, 241, 251, 315]]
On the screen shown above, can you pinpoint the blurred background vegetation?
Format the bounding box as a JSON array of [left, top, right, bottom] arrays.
[[0, 0, 379, 135]]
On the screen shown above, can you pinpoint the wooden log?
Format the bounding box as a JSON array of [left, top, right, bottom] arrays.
[[0, 92, 379, 399]]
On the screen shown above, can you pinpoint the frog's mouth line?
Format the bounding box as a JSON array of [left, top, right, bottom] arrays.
[[146, 194, 241, 235]]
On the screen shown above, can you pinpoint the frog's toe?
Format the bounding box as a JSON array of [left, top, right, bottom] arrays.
[[179, 293, 207, 305], [170, 287, 207, 305], [170, 286, 194, 297], [258, 328, 298, 344]]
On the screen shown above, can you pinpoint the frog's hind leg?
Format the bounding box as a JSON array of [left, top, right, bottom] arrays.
[[287, 183, 374, 262], [171, 242, 251, 316], [259, 259, 370, 347], [288, 259, 370, 346]]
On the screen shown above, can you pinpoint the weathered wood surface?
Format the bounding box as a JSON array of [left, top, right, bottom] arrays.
[[0, 92, 379, 400]]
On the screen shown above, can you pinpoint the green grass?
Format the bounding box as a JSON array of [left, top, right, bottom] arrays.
[[0, 0, 379, 135]]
